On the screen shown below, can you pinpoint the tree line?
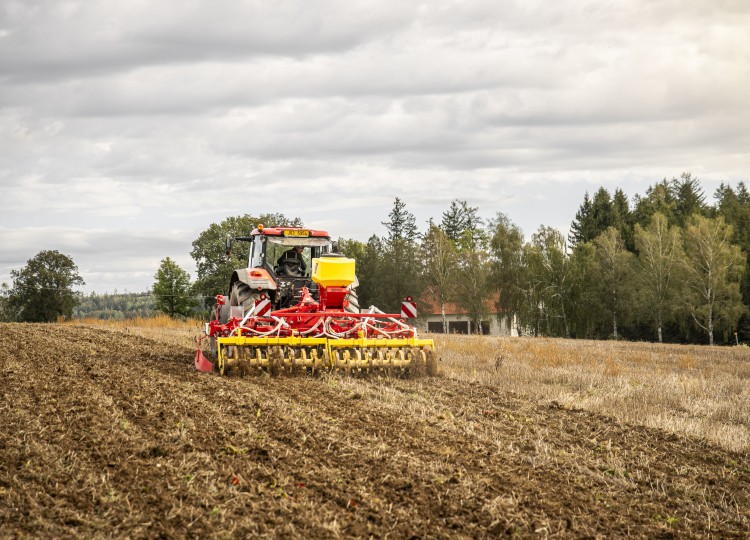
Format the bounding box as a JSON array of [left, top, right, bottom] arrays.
[[2, 173, 747, 345], [74, 291, 156, 320], [340, 174, 749, 345]]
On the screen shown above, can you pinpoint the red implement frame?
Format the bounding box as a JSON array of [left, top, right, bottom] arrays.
[[195, 288, 417, 372]]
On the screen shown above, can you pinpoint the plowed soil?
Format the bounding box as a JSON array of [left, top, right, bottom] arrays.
[[1, 323, 748, 538]]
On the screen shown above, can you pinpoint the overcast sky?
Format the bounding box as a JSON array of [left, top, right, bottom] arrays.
[[2, 0, 749, 294]]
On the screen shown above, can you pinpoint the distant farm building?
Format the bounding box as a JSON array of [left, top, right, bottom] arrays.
[[420, 293, 516, 336]]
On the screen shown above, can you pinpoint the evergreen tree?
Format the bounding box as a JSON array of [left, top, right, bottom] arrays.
[[153, 257, 197, 318], [378, 199, 422, 312], [633, 180, 676, 228], [569, 192, 593, 246], [590, 187, 615, 238], [612, 188, 635, 251], [441, 200, 465, 244], [382, 197, 418, 244], [671, 172, 707, 227], [441, 200, 482, 246], [570, 188, 615, 246]]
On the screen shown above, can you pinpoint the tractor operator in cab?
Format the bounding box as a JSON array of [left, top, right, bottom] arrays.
[[276, 245, 306, 276]]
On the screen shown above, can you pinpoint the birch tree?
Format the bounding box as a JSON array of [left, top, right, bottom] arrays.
[[454, 241, 492, 333], [681, 215, 746, 345], [489, 214, 526, 335], [593, 227, 634, 339], [421, 224, 458, 333], [633, 213, 683, 342], [530, 226, 573, 337]]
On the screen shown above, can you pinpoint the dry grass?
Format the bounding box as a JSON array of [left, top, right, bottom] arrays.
[[70, 314, 203, 329], [65, 315, 204, 349], [433, 334, 750, 453]]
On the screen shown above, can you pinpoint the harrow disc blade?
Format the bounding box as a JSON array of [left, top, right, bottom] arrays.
[[209, 335, 436, 377]]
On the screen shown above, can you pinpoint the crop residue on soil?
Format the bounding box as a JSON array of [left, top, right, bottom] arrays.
[[1, 323, 748, 538]]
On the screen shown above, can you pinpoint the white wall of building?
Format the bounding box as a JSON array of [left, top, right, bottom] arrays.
[[421, 314, 516, 336]]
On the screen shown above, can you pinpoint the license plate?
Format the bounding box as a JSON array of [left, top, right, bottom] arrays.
[[283, 230, 310, 237]]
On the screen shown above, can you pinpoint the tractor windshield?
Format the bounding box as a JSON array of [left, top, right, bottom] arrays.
[[250, 235, 331, 276], [267, 237, 330, 276], [266, 237, 331, 248]]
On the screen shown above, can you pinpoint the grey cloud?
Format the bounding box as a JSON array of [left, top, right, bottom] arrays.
[[0, 227, 192, 259], [0, 227, 198, 292], [0, 1, 415, 83], [2, 50, 532, 118], [2, 0, 749, 293]]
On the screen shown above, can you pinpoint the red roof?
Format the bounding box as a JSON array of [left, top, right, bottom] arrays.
[[420, 291, 501, 316]]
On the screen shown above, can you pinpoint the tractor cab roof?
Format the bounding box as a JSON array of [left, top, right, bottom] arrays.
[[251, 226, 330, 239]]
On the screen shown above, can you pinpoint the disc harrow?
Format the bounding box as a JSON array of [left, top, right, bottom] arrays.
[[213, 337, 437, 377], [196, 292, 437, 378], [195, 253, 437, 377]]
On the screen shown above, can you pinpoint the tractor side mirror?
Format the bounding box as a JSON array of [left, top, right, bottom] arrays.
[[331, 240, 340, 254], [225, 238, 234, 257]]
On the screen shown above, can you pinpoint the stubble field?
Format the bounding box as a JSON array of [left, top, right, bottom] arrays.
[[1, 321, 748, 538]]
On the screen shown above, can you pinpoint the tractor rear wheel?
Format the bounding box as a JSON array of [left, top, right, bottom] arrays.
[[230, 282, 261, 312]]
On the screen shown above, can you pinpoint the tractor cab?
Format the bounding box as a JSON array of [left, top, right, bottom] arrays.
[[227, 226, 333, 310], [248, 228, 332, 278]]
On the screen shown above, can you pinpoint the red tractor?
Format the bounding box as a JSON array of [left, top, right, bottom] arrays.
[[223, 225, 357, 316]]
